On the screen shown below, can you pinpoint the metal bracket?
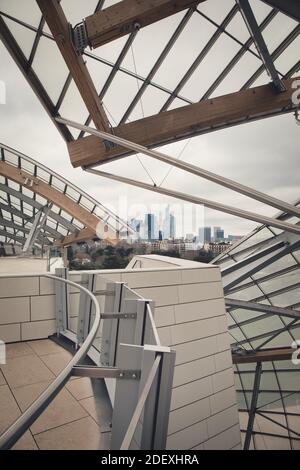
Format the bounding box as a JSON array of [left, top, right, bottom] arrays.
[[72, 365, 141, 380], [72, 21, 89, 55], [101, 313, 137, 320]]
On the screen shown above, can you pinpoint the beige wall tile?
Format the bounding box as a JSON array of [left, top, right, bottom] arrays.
[[209, 386, 237, 415], [39, 277, 55, 295], [154, 306, 175, 328], [135, 285, 179, 307], [174, 298, 226, 324], [178, 282, 224, 304], [21, 320, 56, 341], [0, 297, 30, 324], [174, 336, 218, 366], [122, 270, 181, 289], [207, 405, 239, 438], [167, 419, 208, 450], [0, 323, 21, 343], [173, 355, 215, 387], [0, 277, 39, 298], [212, 368, 235, 394], [214, 350, 233, 372], [203, 423, 241, 450], [181, 267, 221, 284], [170, 316, 227, 345], [31, 296, 55, 321], [171, 376, 213, 411], [168, 397, 211, 435]]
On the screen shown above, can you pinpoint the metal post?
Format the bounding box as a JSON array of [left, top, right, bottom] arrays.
[[101, 282, 123, 366], [244, 361, 263, 450], [141, 345, 175, 450], [77, 273, 97, 346], [54, 267, 69, 335]]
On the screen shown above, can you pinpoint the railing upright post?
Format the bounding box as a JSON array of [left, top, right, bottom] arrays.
[[77, 273, 97, 346], [101, 282, 124, 366], [54, 267, 69, 335], [140, 346, 175, 450]]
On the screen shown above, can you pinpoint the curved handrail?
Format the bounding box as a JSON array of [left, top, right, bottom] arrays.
[[0, 274, 101, 450]]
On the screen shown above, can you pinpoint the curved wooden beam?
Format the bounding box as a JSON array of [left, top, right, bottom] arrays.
[[0, 161, 117, 245]]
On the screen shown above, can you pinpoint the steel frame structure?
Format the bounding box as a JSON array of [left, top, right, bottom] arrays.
[[0, 143, 133, 250], [213, 201, 300, 450], [1, 0, 300, 451]]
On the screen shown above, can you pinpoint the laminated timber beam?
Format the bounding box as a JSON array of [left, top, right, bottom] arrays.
[[232, 347, 296, 364], [0, 161, 115, 244], [36, 0, 110, 132], [68, 77, 300, 168], [54, 228, 96, 247], [84, 0, 205, 49], [261, 0, 300, 23]]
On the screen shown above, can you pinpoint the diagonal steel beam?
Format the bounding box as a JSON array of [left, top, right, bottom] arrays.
[[226, 299, 300, 320], [119, 6, 196, 124], [244, 362, 262, 450], [58, 117, 300, 222], [261, 0, 300, 23], [84, 166, 300, 236], [0, 15, 72, 142], [223, 239, 300, 293], [236, 0, 285, 92]]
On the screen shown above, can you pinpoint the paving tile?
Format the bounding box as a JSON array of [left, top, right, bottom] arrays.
[[12, 431, 38, 450], [12, 380, 52, 412], [66, 377, 95, 401], [12, 383, 88, 435], [0, 370, 6, 386], [1, 354, 55, 388], [40, 349, 73, 376], [0, 385, 20, 433], [27, 339, 64, 357], [79, 380, 112, 432], [35, 416, 110, 450], [6, 342, 33, 359]]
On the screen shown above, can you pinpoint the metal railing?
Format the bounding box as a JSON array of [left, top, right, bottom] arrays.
[[0, 269, 175, 451], [0, 273, 101, 450]]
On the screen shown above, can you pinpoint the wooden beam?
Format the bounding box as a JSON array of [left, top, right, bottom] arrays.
[[232, 347, 295, 364], [54, 228, 95, 246], [0, 161, 115, 244], [36, 0, 110, 132], [85, 0, 203, 49], [68, 77, 299, 168], [54, 227, 118, 246]]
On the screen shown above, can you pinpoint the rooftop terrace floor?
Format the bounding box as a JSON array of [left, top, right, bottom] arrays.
[[0, 339, 112, 450]]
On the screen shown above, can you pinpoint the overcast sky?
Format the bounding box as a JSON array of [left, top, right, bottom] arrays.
[[0, 0, 299, 238]]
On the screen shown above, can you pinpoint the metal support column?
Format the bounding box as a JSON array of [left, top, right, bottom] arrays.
[[111, 343, 175, 450], [77, 273, 97, 346], [236, 0, 285, 92], [101, 282, 124, 367], [244, 361, 263, 450], [22, 203, 53, 253], [54, 267, 69, 334]]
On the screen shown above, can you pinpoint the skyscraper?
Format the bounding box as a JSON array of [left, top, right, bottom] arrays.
[[213, 226, 224, 242], [199, 226, 211, 244], [144, 213, 156, 241], [164, 206, 176, 239]]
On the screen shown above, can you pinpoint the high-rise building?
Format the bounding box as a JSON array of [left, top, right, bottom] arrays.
[[144, 213, 156, 241], [213, 226, 225, 242], [163, 206, 176, 239], [130, 218, 142, 239], [199, 226, 212, 244]]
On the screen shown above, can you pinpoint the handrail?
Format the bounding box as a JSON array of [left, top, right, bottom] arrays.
[[147, 304, 161, 346], [120, 355, 161, 450], [0, 273, 101, 450]]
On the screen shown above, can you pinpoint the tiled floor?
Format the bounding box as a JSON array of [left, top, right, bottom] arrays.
[[0, 339, 112, 450]]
